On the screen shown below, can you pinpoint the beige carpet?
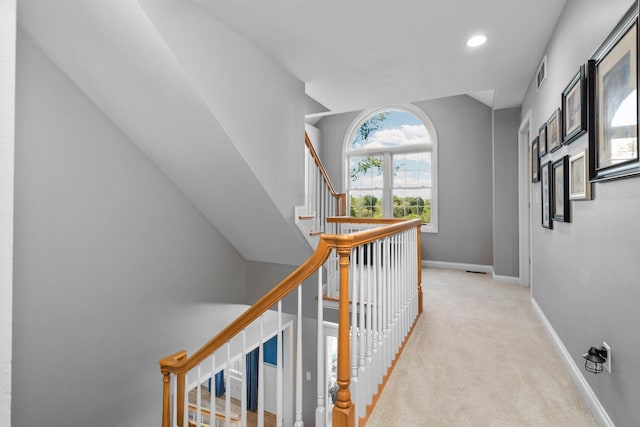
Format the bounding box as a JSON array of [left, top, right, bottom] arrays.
[[366, 268, 596, 427]]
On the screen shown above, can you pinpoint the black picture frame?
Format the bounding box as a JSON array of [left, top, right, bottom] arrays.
[[562, 65, 587, 145], [541, 161, 553, 229], [547, 108, 562, 153], [588, 5, 640, 182], [539, 123, 548, 157], [532, 137, 540, 182], [552, 156, 570, 223]]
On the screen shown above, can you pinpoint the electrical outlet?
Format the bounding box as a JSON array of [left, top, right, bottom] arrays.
[[603, 342, 611, 374], [306, 371, 312, 382]]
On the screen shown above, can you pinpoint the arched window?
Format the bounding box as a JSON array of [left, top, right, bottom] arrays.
[[344, 106, 438, 232]]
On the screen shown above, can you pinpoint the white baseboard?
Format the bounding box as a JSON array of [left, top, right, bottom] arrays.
[[493, 274, 521, 286], [422, 260, 493, 274], [531, 298, 614, 427]]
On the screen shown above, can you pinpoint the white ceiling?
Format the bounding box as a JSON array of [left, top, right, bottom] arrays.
[[193, 0, 567, 113]]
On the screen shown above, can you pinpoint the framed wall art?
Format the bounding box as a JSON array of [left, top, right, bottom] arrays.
[[532, 137, 540, 182], [552, 156, 570, 223], [541, 161, 553, 229], [539, 123, 548, 157], [562, 65, 587, 145], [569, 149, 592, 200], [547, 108, 562, 153], [588, 5, 640, 181]]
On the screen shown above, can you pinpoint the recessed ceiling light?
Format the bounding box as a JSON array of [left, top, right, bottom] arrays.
[[467, 35, 487, 48]]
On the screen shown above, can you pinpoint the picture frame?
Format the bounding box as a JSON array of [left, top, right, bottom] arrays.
[[537, 55, 547, 91], [569, 149, 592, 200], [541, 161, 553, 229], [547, 108, 562, 153], [552, 156, 570, 223], [562, 65, 587, 145], [588, 5, 640, 182], [539, 123, 548, 157], [531, 137, 540, 182]]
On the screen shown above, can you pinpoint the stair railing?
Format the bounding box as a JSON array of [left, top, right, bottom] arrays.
[[303, 132, 347, 235], [159, 218, 422, 427]]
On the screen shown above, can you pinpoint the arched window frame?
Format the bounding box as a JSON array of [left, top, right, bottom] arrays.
[[343, 105, 438, 233]]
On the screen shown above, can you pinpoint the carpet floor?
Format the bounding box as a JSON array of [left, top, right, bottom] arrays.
[[366, 268, 596, 427]]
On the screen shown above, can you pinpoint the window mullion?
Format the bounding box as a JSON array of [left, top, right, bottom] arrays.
[[383, 152, 393, 218]]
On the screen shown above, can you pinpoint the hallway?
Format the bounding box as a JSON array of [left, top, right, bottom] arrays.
[[367, 268, 595, 426]]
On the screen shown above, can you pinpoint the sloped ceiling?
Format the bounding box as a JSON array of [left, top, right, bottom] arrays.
[[18, 0, 312, 265], [193, 0, 567, 111]]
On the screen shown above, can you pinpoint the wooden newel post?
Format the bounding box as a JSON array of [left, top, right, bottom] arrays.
[[417, 225, 423, 314], [333, 247, 355, 427]]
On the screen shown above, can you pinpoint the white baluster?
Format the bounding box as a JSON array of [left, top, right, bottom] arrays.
[[172, 373, 177, 427], [316, 266, 326, 427], [316, 166, 321, 232], [277, 301, 283, 427], [373, 240, 381, 386], [258, 316, 264, 427], [393, 234, 400, 352], [307, 148, 312, 215], [358, 244, 366, 417], [184, 372, 189, 427], [197, 364, 202, 427], [351, 248, 358, 381], [226, 343, 231, 427], [385, 236, 392, 370], [350, 247, 358, 423], [366, 243, 373, 406], [210, 355, 215, 427], [294, 286, 304, 427], [242, 330, 247, 427]]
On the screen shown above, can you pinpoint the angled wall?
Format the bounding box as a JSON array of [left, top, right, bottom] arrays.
[[12, 33, 247, 426], [18, 0, 311, 266], [521, 0, 640, 424], [139, 0, 307, 225]]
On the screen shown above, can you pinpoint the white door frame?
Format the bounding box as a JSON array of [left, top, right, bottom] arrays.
[[517, 110, 533, 289]]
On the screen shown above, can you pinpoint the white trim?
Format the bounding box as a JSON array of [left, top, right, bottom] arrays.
[[518, 110, 533, 289], [422, 260, 493, 274], [0, 1, 16, 424], [492, 274, 521, 286], [531, 299, 614, 427]]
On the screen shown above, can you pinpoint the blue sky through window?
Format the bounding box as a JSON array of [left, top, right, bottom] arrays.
[[350, 109, 430, 150]]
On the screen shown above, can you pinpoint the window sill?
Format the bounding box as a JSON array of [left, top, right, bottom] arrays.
[[421, 224, 438, 234]]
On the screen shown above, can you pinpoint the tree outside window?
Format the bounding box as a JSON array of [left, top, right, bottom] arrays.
[[346, 108, 436, 228]]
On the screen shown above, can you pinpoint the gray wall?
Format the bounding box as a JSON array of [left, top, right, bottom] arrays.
[[12, 33, 247, 426], [316, 95, 494, 267], [493, 107, 521, 278], [521, 0, 640, 424]]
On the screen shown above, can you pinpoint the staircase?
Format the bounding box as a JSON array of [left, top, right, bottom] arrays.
[[20, 0, 312, 266], [295, 133, 347, 250], [160, 137, 424, 426]]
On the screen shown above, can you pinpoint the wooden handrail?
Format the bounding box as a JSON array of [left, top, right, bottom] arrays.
[[327, 216, 409, 224], [305, 132, 341, 198], [159, 218, 420, 374], [160, 217, 422, 427], [305, 132, 347, 216]]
